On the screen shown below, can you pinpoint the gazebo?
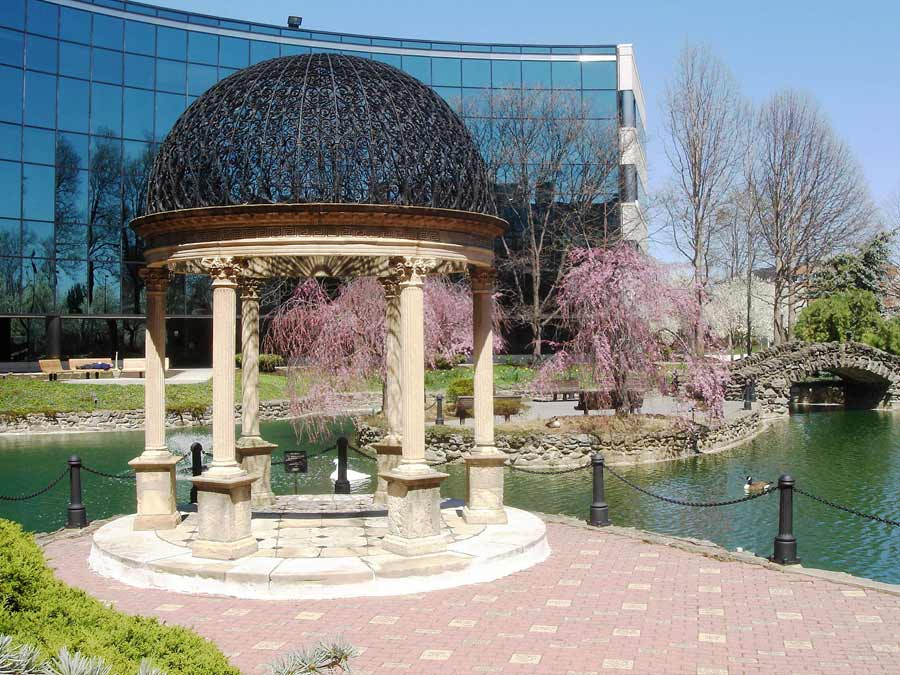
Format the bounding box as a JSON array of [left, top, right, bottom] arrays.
[[128, 53, 509, 561]]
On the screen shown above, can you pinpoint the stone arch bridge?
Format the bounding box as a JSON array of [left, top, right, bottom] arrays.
[[726, 342, 900, 416]]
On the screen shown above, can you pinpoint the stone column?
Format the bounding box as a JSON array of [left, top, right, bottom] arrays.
[[236, 277, 277, 508], [463, 267, 507, 524], [372, 275, 402, 506], [129, 267, 181, 531], [191, 257, 257, 560], [381, 258, 448, 557]]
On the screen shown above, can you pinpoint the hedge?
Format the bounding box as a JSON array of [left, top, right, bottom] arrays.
[[0, 519, 239, 675]]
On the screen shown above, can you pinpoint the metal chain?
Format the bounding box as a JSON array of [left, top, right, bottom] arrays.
[[0, 468, 69, 501], [509, 462, 591, 475], [795, 487, 900, 527], [82, 465, 136, 481], [604, 464, 775, 507]]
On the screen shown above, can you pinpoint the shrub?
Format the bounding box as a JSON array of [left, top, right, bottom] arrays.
[[446, 377, 474, 403], [265, 639, 357, 674], [0, 520, 239, 675], [235, 353, 285, 372], [794, 289, 882, 343], [863, 316, 900, 355]]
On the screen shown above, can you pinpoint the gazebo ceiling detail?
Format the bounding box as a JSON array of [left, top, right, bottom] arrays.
[[146, 53, 495, 216]]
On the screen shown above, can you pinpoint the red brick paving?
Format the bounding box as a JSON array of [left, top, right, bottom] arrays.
[[45, 522, 900, 675]]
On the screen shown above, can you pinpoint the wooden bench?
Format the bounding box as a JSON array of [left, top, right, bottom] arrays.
[[455, 394, 523, 423], [121, 357, 170, 377], [38, 359, 73, 381], [547, 379, 580, 401], [68, 357, 114, 379]]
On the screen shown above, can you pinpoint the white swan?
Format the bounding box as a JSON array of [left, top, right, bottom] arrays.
[[330, 457, 369, 483]]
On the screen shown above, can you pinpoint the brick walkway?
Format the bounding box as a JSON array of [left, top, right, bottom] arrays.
[[45, 522, 900, 675]]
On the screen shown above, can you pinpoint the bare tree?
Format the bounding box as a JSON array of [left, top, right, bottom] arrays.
[[747, 90, 875, 343], [662, 44, 747, 331], [471, 89, 623, 359]]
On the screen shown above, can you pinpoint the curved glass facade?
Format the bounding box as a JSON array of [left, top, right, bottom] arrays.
[[0, 0, 643, 362]]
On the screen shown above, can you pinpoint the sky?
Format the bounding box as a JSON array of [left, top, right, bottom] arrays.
[[159, 0, 900, 260]]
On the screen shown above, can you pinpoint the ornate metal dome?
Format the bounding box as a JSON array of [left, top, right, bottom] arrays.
[[147, 53, 494, 215]]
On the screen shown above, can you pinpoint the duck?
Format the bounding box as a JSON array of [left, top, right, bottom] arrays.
[[545, 416, 562, 429], [330, 458, 369, 483], [744, 476, 772, 494]]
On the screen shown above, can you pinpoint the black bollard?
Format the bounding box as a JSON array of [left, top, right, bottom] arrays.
[[771, 474, 800, 565], [334, 437, 351, 494], [66, 455, 87, 528], [189, 442, 203, 504], [435, 394, 445, 425], [743, 381, 752, 410], [589, 453, 610, 526]]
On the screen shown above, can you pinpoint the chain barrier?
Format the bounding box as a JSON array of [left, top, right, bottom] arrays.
[[81, 464, 136, 482], [508, 462, 592, 476], [604, 464, 775, 507], [0, 468, 69, 501], [795, 487, 900, 527], [272, 444, 337, 466]]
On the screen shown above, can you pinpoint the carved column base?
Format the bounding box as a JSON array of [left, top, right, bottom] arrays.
[[191, 473, 258, 560], [236, 436, 278, 508], [129, 454, 182, 531], [380, 469, 448, 556], [371, 442, 402, 506], [463, 449, 508, 525]]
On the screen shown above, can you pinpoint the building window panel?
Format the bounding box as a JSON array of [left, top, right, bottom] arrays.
[[250, 40, 277, 65], [156, 58, 185, 93], [90, 82, 122, 136], [551, 61, 580, 89], [56, 131, 88, 170], [124, 19, 154, 55], [23, 219, 52, 255], [91, 14, 123, 51], [0, 28, 24, 67], [60, 42, 90, 79], [59, 8, 91, 44], [22, 163, 54, 221], [219, 36, 248, 69], [583, 90, 617, 118], [280, 44, 310, 57], [26, 0, 57, 38], [57, 77, 88, 132], [582, 61, 616, 89], [0, 1, 25, 31], [371, 52, 400, 68], [188, 31, 217, 64], [522, 60, 551, 88], [56, 259, 86, 312], [433, 86, 461, 113], [0, 162, 21, 218], [461, 87, 490, 116], [462, 59, 490, 87], [432, 57, 460, 87], [0, 219, 21, 257], [491, 60, 520, 88], [156, 26, 186, 60], [24, 70, 56, 128], [0, 123, 21, 161], [154, 91, 185, 141], [124, 52, 153, 89], [0, 66, 23, 124], [23, 126, 54, 164], [26, 34, 56, 72], [401, 55, 430, 84], [123, 87, 153, 140], [187, 62, 217, 96], [92, 47, 122, 84]]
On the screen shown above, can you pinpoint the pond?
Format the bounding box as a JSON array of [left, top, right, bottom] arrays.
[[1, 410, 898, 584]]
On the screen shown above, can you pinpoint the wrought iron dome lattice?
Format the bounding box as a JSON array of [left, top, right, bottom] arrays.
[[147, 53, 495, 216]]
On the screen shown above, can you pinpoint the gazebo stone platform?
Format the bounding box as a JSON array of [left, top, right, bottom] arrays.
[[88, 497, 547, 600]]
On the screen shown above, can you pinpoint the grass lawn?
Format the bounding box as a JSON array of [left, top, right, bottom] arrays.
[[424, 364, 534, 392]]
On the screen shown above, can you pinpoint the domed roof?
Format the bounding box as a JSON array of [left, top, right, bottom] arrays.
[[147, 53, 494, 216]]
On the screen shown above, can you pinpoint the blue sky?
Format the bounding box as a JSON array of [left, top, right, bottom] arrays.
[[161, 0, 900, 255]]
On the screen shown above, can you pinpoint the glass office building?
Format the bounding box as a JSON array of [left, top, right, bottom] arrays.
[[0, 0, 646, 363]]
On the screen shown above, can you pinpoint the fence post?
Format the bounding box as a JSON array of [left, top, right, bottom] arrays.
[[66, 455, 87, 528], [435, 394, 445, 425], [771, 474, 800, 565], [743, 381, 753, 410], [589, 453, 610, 526], [189, 442, 203, 504], [334, 436, 351, 494]]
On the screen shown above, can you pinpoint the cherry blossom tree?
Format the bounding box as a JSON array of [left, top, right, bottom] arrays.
[[533, 244, 729, 419]]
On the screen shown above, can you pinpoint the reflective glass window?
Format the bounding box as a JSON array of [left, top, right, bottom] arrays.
[[401, 55, 429, 84], [0, 123, 20, 160], [59, 8, 90, 44], [551, 61, 580, 88], [23, 126, 53, 164], [59, 42, 89, 79], [461, 88, 490, 116], [219, 37, 248, 69], [124, 53, 153, 88], [0, 1, 25, 31], [156, 58, 184, 93], [0, 161, 21, 217], [187, 62, 216, 96], [434, 86, 461, 113], [250, 40, 277, 64], [57, 131, 88, 170], [522, 60, 551, 88], [56, 261, 86, 310], [371, 53, 400, 68], [53, 160, 86, 226], [280, 44, 310, 57], [124, 20, 154, 55], [22, 163, 53, 221], [462, 59, 490, 87], [156, 27, 186, 60], [218, 66, 237, 80], [0, 28, 24, 67], [0, 219, 21, 256], [188, 31, 217, 64], [92, 15, 123, 50], [26, 0, 57, 38], [583, 90, 616, 118], [491, 60, 520, 88], [26, 34, 55, 72], [123, 87, 153, 139], [24, 71, 55, 128], [91, 263, 121, 312], [432, 57, 460, 87], [154, 91, 184, 140], [57, 77, 88, 132], [92, 48, 122, 84], [23, 220, 52, 254], [0, 66, 22, 124], [582, 60, 616, 89], [90, 82, 121, 136]]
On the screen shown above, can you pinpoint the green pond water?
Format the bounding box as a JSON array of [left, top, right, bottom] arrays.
[[1, 410, 898, 584]]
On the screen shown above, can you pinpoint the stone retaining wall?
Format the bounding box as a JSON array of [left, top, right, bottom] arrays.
[[357, 410, 766, 468], [0, 393, 381, 434]]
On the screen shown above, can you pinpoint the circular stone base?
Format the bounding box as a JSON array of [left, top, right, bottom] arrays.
[[88, 501, 548, 600]]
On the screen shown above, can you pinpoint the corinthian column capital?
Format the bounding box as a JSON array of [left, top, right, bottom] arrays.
[[469, 266, 496, 293], [239, 277, 265, 301], [138, 266, 172, 293], [199, 256, 248, 285], [390, 256, 436, 286]]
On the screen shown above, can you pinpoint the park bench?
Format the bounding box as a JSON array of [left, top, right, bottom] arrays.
[[120, 357, 170, 377], [547, 379, 580, 401], [38, 359, 73, 381], [68, 357, 114, 379], [455, 394, 523, 423]]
